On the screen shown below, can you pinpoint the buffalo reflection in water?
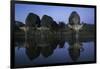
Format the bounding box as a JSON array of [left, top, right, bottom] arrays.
[[25, 31, 59, 60], [15, 29, 94, 62], [68, 39, 84, 61]]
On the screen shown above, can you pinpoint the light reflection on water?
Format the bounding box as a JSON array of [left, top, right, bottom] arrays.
[[15, 41, 94, 66], [14, 28, 95, 67]]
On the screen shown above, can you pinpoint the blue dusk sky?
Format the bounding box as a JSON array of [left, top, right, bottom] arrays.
[[15, 4, 95, 24]]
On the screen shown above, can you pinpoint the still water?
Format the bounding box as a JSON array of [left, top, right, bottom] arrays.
[[14, 30, 95, 67], [15, 39, 95, 67]]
